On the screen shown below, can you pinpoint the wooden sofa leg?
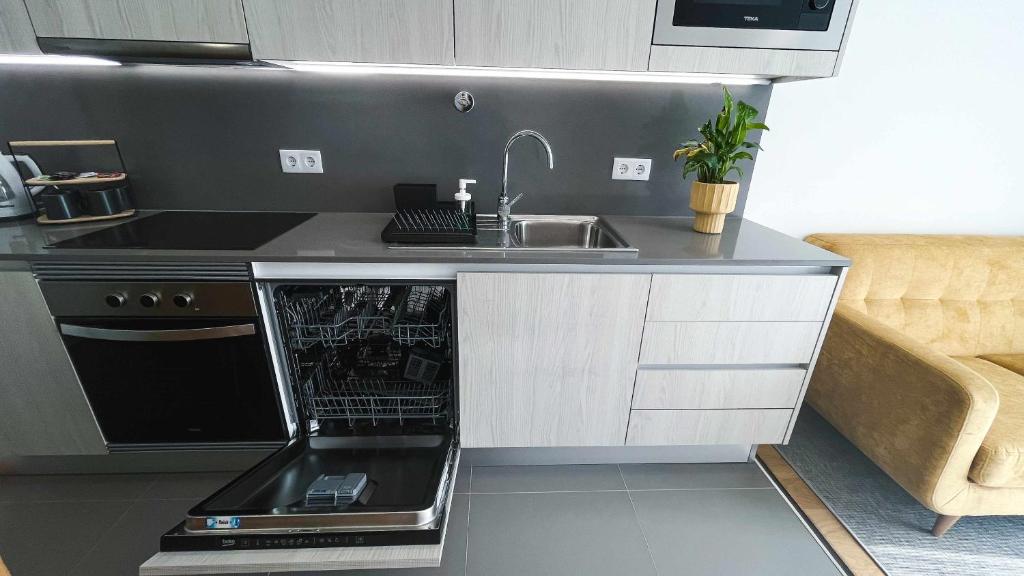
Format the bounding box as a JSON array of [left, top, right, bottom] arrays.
[[932, 514, 961, 537]]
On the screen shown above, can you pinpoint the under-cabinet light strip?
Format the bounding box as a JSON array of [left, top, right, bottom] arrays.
[[0, 54, 120, 66], [273, 61, 771, 85]]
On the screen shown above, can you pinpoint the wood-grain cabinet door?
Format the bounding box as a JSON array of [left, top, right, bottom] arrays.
[[24, 0, 249, 43], [457, 273, 650, 448], [0, 0, 41, 53], [0, 270, 107, 456], [454, 0, 657, 71], [243, 0, 455, 64]]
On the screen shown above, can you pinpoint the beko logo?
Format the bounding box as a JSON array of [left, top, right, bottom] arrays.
[[744, 16, 759, 22]]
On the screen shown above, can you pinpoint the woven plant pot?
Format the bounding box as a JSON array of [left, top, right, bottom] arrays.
[[689, 181, 739, 234]]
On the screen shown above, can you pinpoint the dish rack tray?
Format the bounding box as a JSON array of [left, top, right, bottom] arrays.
[[300, 357, 451, 426], [282, 285, 449, 351]]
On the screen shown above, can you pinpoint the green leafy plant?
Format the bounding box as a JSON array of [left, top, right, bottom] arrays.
[[673, 87, 769, 184]]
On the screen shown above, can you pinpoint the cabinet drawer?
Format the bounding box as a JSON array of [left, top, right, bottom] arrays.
[[639, 322, 821, 365], [647, 274, 837, 322], [626, 409, 792, 445], [632, 369, 805, 409]]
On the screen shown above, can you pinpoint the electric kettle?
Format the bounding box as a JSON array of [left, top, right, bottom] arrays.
[[0, 154, 43, 221]]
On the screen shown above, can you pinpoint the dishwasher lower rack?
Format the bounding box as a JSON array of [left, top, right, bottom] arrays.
[[299, 355, 451, 426], [281, 285, 449, 350]]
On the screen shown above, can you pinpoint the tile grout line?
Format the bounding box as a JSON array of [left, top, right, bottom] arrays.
[[66, 481, 153, 574], [465, 487, 775, 495], [463, 466, 474, 576], [619, 464, 660, 576]]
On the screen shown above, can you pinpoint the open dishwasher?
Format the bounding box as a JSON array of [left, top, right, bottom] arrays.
[[159, 282, 458, 552]]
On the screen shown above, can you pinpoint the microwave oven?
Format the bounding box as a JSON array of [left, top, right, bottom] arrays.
[[653, 0, 855, 51]]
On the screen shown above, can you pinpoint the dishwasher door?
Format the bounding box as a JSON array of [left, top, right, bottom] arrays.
[[160, 429, 459, 551]]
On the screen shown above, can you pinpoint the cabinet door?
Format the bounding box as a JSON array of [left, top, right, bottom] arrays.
[[457, 273, 650, 448], [243, 0, 455, 64], [455, 0, 656, 71], [0, 270, 107, 456], [25, 0, 249, 43], [0, 0, 41, 53]]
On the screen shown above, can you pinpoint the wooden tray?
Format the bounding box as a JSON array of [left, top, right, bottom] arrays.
[[25, 174, 126, 187], [37, 209, 136, 226]]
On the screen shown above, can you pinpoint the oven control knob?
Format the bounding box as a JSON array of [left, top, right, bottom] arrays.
[[173, 293, 194, 308], [139, 292, 161, 308], [105, 293, 127, 308], [810, 0, 831, 9]]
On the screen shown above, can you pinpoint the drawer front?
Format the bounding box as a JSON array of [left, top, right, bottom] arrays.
[[626, 409, 792, 445], [647, 274, 837, 322], [632, 369, 806, 409], [639, 322, 822, 365]]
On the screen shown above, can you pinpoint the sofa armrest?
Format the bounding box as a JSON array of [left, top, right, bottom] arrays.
[[807, 304, 1000, 513]]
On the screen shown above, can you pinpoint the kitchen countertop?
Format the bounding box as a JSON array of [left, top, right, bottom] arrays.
[[0, 211, 848, 267]]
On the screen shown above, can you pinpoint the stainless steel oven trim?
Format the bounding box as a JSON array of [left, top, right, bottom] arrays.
[[652, 0, 854, 51], [60, 323, 256, 342]]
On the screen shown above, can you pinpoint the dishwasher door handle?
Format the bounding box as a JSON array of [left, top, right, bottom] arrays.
[[60, 323, 257, 342]]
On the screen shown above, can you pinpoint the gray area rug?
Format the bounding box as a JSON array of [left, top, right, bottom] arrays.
[[778, 409, 1024, 576]]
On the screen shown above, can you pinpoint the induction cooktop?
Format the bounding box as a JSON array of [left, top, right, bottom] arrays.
[[49, 211, 316, 251]]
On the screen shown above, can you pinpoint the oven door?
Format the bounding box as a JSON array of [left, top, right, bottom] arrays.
[[57, 317, 287, 450], [653, 0, 854, 51]]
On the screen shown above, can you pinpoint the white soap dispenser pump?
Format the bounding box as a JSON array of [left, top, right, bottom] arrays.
[[456, 178, 476, 214]]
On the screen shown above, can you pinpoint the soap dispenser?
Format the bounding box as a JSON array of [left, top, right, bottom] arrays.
[[455, 178, 476, 214]]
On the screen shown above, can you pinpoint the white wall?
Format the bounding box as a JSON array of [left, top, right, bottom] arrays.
[[745, 1, 1024, 239]]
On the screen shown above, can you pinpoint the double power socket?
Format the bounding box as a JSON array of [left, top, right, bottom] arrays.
[[279, 149, 324, 174]]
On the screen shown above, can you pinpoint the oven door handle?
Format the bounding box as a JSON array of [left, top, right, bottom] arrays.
[[60, 323, 257, 342]]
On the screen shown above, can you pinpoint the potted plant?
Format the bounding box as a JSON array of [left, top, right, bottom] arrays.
[[674, 87, 769, 234]]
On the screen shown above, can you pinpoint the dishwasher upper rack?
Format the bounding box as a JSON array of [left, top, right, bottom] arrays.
[[281, 285, 449, 350], [300, 356, 451, 426]]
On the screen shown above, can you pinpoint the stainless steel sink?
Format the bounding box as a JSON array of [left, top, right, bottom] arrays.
[[507, 215, 630, 250], [387, 215, 636, 253]]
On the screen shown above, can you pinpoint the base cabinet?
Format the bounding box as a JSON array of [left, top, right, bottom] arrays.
[[0, 269, 106, 456], [457, 273, 650, 448]]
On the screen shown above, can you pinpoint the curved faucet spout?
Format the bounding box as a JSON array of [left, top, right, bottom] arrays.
[[499, 129, 554, 229]]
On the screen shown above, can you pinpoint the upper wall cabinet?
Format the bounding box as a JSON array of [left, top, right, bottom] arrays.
[[0, 0, 40, 53], [24, 0, 249, 43], [454, 0, 657, 71], [243, 0, 455, 65]]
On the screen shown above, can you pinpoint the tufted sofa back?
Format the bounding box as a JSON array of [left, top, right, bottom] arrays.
[[806, 234, 1024, 357]]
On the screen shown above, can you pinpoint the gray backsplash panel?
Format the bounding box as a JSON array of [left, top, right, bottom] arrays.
[[0, 65, 771, 216]]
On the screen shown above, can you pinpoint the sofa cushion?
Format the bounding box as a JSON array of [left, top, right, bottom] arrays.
[[980, 354, 1024, 377], [806, 235, 1024, 357], [956, 357, 1024, 487]]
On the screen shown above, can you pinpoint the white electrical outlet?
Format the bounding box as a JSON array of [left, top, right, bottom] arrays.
[[301, 150, 323, 173], [611, 157, 652, 181], [279, 149, 323, 173]]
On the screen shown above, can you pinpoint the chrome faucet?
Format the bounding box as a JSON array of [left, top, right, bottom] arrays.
[[497, 129, 554, 230]]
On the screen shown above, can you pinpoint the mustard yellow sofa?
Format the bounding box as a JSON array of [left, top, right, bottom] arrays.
[[804, 234, 1024, 536]]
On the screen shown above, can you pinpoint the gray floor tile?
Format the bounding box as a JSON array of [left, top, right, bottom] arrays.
[[454, 459, 471, 494], [0, 473, 154, 502], [630, 489, 841, 576], [470, 465, 625, 493], [467, 491, 657, 576], [0, 500, 131, 576], [139, 472, 238, 501], [71, 499, 194, 576], [287, 493, 470, 576], [619, 462, 772, 491]]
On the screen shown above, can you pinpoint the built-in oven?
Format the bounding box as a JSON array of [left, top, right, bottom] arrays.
[[653, 0, 854, 51], [40, 279, 287, 451]]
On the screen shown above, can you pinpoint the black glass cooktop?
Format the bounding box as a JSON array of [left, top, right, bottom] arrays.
[[50, 211, 316, 251]]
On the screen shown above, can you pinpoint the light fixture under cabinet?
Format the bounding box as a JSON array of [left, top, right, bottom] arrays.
[[271, 61, 770, 86], [0, 54, 120, 67]]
